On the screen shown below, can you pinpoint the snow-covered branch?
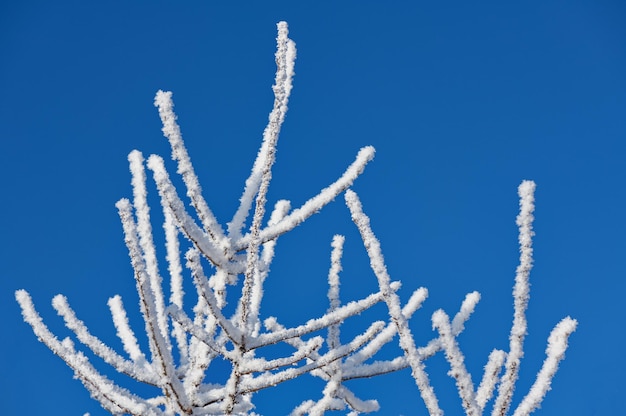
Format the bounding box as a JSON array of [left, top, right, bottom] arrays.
[[16, 22, 575, 416], [346, 189, 443, 416], [492, 181, 535, 416], [512, 317, 577, 416]]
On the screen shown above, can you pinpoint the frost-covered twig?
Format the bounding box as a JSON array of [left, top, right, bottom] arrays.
[[229, 21, 296, 241], [243, 321, 386, 394], [108, 294, 149, 365], [16, 291, 164, 416], [341, 289, 479, 380], [128, 150, 169, 344], [492, 181, 536, 416], [344, 286, 428, 369], [432, 309, 480, 416], [300, 235, 347, 416], [512, 317, 577, 416], [346, 189, 443, 416], [238, 21, 296, 337], [53, 294, 157, 384], [163, 202, 189, 369], [327, 235, 344, 351], [154, 90, 228, 248], [476, 350, 506, 411], [247, 199, 291, 337], [116, 197, 191, 414], [253, 284, 398, 349], [147, 154, 232, 269], [265, 316, 381, 414], [240, 337, 324, 374], [232, 146, 376, 252]]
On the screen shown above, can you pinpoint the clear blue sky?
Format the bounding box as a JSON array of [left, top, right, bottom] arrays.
[[2, 1, 624, 414]]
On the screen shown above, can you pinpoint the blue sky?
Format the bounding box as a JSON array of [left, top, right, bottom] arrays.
[[1, 1, 625, 414]]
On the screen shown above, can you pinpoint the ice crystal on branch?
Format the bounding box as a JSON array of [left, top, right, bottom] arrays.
[[16, 22, 576, 415]]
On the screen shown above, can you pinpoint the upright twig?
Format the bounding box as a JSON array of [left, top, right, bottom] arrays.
[[492, 181, 536, 416]]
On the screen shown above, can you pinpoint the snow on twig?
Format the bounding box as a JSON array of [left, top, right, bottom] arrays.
[[327, 235, 344, 350], [432, 309, 480, 416], [243, 321, 386, 394], [167, 304, 232, 359], [264, 318, 381, 414], [185, 248, 245, 345], [476, 349, 506, 411], [16, 291, 163, 415], [342, 287, 479, 381], [240, 337, 324, 374], [512, 317, 577, 416], [116, 197, 190, 414], [147, 154, 231, 270], [233, 145, 375, 252], [228, 21, 296, 240], [108, 294, 149, 365], [154, 90, 227, 248], [53, 294, 157, 384], [493, 180, 536, 416], [162, 203, 189, 369], [253, 283, 398, 349], [345, 189, 443, 416], [128, 151, 169, 346], [344, 286, 428, 369]]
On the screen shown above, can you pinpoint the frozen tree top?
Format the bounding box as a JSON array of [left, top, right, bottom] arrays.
[[16, 22, 576, 416]]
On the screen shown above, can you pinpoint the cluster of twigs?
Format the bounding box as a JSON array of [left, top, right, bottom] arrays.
[[16, 22, 576, 415]]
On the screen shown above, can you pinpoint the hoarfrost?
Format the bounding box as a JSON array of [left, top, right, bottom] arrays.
[[16, 22, 575, 416]]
